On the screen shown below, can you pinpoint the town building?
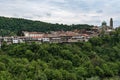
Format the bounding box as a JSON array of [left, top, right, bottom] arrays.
[[100, 18, 114, 35], [0, 18, 116, 47], [23, 31, 44, 38], [110, 18, 113, 29]]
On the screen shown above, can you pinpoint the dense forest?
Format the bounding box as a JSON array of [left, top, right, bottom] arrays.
[[0, 27, 120, 79], [0, 16, 93, 36]]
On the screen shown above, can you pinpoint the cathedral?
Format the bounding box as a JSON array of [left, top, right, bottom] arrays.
[[101, 18, 114, 34]]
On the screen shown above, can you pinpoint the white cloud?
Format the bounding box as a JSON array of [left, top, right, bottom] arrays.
[[0, 0, 120, 27]]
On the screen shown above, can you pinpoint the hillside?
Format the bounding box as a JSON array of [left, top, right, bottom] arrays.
[[0, 27, 120, 80], [0, 16, 93, 36]]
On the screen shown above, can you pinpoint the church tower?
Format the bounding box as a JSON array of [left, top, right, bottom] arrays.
[[110, 18, 113, 29]]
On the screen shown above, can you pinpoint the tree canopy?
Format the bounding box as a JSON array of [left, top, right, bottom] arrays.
[[0, 27, 120, 80]]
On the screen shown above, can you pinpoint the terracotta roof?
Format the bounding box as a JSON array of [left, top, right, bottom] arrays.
[[82, 34, 89, 36]]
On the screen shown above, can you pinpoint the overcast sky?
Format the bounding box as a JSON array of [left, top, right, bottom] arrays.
[[0, 0, 120, 27]]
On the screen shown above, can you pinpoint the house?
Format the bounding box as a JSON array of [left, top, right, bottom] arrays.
[[42, 38, 50, 42], [12, 39, 19, 44], [23, 31, 44, 38]]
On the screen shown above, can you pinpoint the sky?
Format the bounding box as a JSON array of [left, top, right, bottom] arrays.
[[0, 0, 120, 27]]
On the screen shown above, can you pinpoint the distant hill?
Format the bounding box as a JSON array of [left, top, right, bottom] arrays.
[[0, 16, 93, 36]]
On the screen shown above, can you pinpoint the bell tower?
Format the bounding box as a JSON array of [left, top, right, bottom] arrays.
[[110, 18, 113, 29]]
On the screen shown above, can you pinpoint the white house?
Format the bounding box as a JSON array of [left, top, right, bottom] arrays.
[[23, 31, 44, 38]]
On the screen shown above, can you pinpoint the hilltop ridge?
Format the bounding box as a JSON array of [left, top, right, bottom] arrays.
[[0, 16, 93, 36]]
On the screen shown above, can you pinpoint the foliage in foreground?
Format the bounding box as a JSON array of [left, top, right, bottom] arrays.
[[0, 28, 120, 80]]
